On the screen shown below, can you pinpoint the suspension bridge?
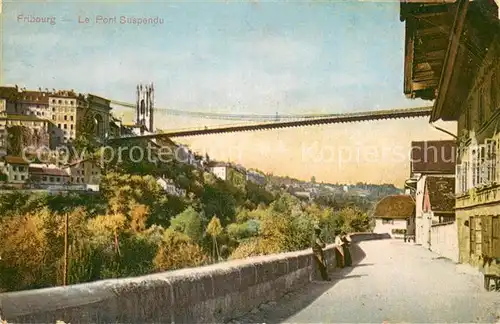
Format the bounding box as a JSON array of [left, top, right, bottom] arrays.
[[107, 101, 433, 141]]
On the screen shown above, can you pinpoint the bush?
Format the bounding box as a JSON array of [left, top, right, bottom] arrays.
[[153, 229, 208, 271]]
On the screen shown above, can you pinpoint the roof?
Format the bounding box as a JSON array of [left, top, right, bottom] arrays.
[[4, 155, 30, 165], [401, 0, 500, 121], [400, 2, 457, 101], [3, 114, 47, 122], [210, 162, 228, 167], [373, 195, 415, 219], [18, 90, 50, 104], [48, 90, 80, 99], [29, 167, 69, 177], [411, 140, 456, 174], [425, 176, 455, 212]]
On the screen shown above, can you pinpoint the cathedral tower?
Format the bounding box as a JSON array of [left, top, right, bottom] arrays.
[[135, 83, 154, 132]]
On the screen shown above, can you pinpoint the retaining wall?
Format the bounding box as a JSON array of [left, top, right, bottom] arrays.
[[430, 222, 459, 263], [0, 232, 386, 323]]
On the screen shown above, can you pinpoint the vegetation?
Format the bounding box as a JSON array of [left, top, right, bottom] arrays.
[[0, 139, 376, 293]]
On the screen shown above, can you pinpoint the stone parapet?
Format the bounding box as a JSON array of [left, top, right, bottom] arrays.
[[0, 232, 386, 323]]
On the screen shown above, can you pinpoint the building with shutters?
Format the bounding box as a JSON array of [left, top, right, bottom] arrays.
[[400, 0, 500, 275]]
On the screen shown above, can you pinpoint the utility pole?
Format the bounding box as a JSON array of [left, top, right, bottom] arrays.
[[63, 212, 69, 286]]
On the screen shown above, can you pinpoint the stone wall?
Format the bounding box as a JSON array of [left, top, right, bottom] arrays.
[[430, 221, 459, 263], [0, 233, 385, 323]]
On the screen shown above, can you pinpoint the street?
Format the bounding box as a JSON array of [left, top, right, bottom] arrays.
[[233, 240, 500, 323]]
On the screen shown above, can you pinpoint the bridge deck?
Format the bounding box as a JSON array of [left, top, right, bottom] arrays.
[[108, 106, 432, 141]]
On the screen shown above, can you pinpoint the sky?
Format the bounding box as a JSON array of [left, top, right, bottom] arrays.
[[1, 1, 456, 186]]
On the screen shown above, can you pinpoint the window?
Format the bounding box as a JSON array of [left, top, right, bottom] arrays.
[[70, 116, 74, 121], [486, 139, 497, 184], [58, 123, 61, 128], [43, 176, 47, 181], [456, 163, 469, 194], [70, 124, 74, 130], [13, 175, 17, 180], [56, 177, 60, 182], [52, 115, 55, 120], [479, 144, 488, 185], [470, 216, 482, 256], [470, 145, 480, 187], [58, 100, 62, 104], [63, 124, 67, 129], [64, 115, 67, 121], [470, 216, 476, 255], [49, 177, 54, 182], [21, 175, 25, 181]]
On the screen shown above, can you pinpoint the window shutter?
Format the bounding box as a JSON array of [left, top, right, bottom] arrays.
[[456, 164, 462, 194], [482, 216, 492, 257], [469, 145, 478, 188], [470, 216, 476, 255], [463, 161, 469, 193], [479, 144, 487, 185], [485, 139, 497, 184], [492, 216, 500, 258]]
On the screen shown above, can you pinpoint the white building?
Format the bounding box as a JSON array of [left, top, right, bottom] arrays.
[[422, 176, 456, 250], [407, 140, 456, 246], [209, 162, 230, 181], [372, 195, 415, 239], [2, 155, 29, 184], [157, 177, 186, 197]]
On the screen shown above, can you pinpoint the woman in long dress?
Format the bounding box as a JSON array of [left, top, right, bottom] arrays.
[[341, 232, 352, 267]]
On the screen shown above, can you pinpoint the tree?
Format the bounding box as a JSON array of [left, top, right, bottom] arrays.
[[206, 216, 223, 262], [169, 207, 205, 243], [311, 176, 316, 184], [6, 125, 30, 156]]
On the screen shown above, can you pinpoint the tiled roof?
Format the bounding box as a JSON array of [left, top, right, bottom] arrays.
[[210, 162, 228, 167], [410, 140, 456, 174], [4, 155, 30, 165], [3, 114, 47, 122], [425, 176, 455, 212], [373, 195, 415, 219], [29, 167, 69, 177], [18, 91, 50, 104], [48, 90, 80, 99]]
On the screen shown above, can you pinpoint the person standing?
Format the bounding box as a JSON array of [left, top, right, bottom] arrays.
[[334, 232, 345, 268], [341, 231, 352, 267], [312, 226, 331, 281]]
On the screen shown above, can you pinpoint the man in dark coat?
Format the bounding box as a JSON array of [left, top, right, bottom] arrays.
[[312, 226, 331, 281]]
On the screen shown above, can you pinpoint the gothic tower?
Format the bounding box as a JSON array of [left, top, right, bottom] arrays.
[[135, 83, 154, 132]]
